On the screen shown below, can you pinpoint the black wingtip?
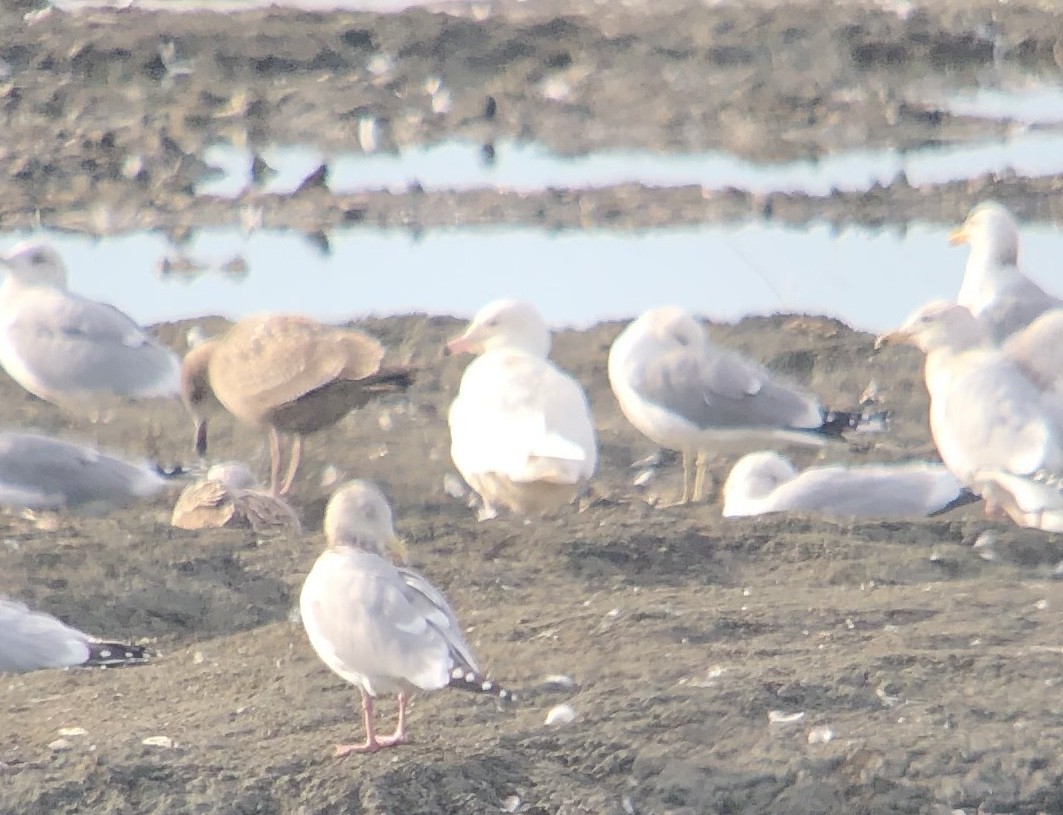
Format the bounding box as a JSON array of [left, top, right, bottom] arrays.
[[819, 408, 891, 438], [447, 666, 515, 702], [927, 487, 983, 517], [83, 640, 155, 668]]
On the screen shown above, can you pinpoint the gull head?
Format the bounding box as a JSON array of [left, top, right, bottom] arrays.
[[324, 479, 408, 562], [446, 298, 551, 358], [179, 340, 224, 458], [948, 201, 1020, 266], [206, 462, 259, 491], [633, 306, 707, 353], [0, 241, 69, 290], [722, 450, 797, 514], [876, 300, 986, 354]]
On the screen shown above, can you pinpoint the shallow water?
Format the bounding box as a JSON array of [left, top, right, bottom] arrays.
[[198, 130, 1063, 199], [6, 222, 1062, 333]]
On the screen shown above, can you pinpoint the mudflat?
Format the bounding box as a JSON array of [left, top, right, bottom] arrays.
[[2, 1, 1063, 813]]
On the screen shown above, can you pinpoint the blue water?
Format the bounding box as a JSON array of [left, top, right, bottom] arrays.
[[6, 222, 1062, 333], [197, 130, 1063, 199]]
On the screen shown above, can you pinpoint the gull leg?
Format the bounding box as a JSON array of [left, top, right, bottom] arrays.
[[268, 427, 283, 496], [659, 450, 695, 507], [376, 692, 409, 747], [692, 450, 711, 502], [334, 692, 387, 756], [279, 434, 303, 496]]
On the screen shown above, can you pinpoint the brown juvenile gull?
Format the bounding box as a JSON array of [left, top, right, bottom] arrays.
[[181, 314, 413, 496], [608, 306, 880, 505], [300, 480, 511, 756], [950, 201, 1063, 342], [0, 598, 152, 673], [878, 300, 1063, 532], [446, 299, 597, 519], [0, 241, 180, 414], [170, 461, 301, 535], [722, 450, 974, 519]]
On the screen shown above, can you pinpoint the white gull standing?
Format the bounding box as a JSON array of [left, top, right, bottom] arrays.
[[608, 306, 878, 505], [0, 598, 151, 673], [878, 300, 1063, 532], [722, 450, 972, 519], [950, 201, 1062, 342], [300, 480, 511, 756], [446, 299, 597, 518], [0, 241, 181, 414]]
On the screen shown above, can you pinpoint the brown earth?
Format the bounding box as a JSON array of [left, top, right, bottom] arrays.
[[1, 312, 1061, 815], [3, 0, 1063, 813]]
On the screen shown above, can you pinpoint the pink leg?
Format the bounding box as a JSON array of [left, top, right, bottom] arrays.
[[376, 693, 409, 747], [334, 692, 386, 757], [279, 434, 303, 496], [268, 427, 283, 496]]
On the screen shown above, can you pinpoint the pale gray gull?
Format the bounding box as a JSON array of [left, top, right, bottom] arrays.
[[879, 300, 1063, 532], [722, 450, 974, 519], [0, 598, 152, 673], [0, 241, 181, 413], [300, 480, 511, 755], [950, 201, 1063, 342], [447, 299, 597, 518], [608, 306, 882, 505], [0, 430, 169, 512]]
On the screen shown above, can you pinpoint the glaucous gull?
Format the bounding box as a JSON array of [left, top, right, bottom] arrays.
[[950, 201, 1062, 341], [878, 300, 1063, 532], [446, 299, 597, 518]]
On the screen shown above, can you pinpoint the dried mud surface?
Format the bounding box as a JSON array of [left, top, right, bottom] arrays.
[[3, 1, 1063, 814]]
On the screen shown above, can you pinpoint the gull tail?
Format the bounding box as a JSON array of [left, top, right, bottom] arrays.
[[363, 366, 415, 394], [83, 639, 154, 668], [447, 666, 515, 702], [819, 408, 890, 438]]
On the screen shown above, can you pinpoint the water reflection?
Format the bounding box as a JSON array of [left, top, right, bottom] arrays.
[[4, 223, 1062, 333], [198, 131, 1063, 199]]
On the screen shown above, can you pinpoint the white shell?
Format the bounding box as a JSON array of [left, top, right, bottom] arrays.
[[544, 703, 577, 727]]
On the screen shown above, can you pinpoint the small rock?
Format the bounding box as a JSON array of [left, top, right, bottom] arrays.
[[768, 710, 805, 724], [57, 727, 88, 737], [142, 736, 174, 749], [48, 738, 73, 752], [807, 725, 834, 744], [544, 703, 577, 727]]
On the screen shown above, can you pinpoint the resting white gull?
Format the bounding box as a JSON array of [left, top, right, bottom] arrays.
[[0, 430, 169, 512], [0, 241, 181, 414], [446, 299, 597, 518], [608, 306, 880, 505], [722, 450, 973, 519], [300, 480, 511, 756], [950, 201, 1062, 342], [879, 300, 1063, 532], [0, 598, 152, 673]]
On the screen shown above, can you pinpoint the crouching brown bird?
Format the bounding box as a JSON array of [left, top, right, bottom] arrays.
[[181, 314, 413, 495]]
